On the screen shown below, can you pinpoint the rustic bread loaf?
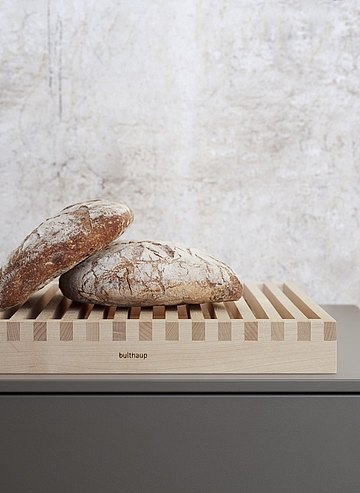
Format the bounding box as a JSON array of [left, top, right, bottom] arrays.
[[0, 200, 134, 309], [59, 240, 242, 306]]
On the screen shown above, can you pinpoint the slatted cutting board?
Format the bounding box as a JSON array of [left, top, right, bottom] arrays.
[[0, 282, 336, 374]]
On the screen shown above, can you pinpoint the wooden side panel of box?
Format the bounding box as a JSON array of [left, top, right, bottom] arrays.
[[0, 310, 337, 374]]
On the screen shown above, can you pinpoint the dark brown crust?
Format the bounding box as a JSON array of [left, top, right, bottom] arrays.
[[0, 200, 133, 309]]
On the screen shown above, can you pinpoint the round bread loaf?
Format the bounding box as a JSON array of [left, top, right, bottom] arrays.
[[0, 200, 134, 309], [59, 240, 242, 306]]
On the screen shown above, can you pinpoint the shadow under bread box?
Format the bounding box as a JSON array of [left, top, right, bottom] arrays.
[[0, 281, 336, 374]]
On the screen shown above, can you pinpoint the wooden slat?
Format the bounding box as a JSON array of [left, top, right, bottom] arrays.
[[189, 305, 205, 321], [234, 297, 256, 320], [82, 304, 94, 319], [165, 306, 179, 341], [200, 303, 214, 319], [87, 305, 105, 320], [263, 282, 308, 320], [224, 301, 241, 319], [284, 282, 335, 321], [212, 303, 232, 341], [139, 307, 153, 321], [33, 321, 47, 341], [56, 297, 73, 318], [10, 283, 59, 320], [245, 283, 283, 321], [212, 303, 231, 321], [243, 284, 268, 319], [189, 304, 205, 341], [35, 293, 65, 320], [114, 307, 129, 320], [61, 300, 84, 321], [165, 306, 178, 321], [0, 304, 21, 320], [139, 307, 153, 341]]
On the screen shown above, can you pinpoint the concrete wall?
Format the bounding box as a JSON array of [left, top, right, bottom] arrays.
[[0, 0, 359, 305]]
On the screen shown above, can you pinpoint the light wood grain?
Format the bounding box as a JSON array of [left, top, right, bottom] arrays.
[[212, 303, 231, 321], [263, 282, 308, 320], [139, 307, 153, 321], [189, 305, 205, 341], [234, 297, 256, 320], [87, 305, 105, 321], [0, 341, 336, 373], [114, 307, 129, 321], [212, 303, 231, 341], [165, 306, 179, 341], [59, 298, 78, 320], [165, 306, 178, 322], [139, 307, 153, 341], [35, 293, 65, 321], [284, 283, 336, 321], [246, 283, 283, 320], [0, 281, 337, 374]]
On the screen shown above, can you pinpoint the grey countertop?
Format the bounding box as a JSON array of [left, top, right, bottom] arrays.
[[0, 305, 359, 393]]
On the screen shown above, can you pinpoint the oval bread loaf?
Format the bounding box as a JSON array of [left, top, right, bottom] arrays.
[[59, 240, 242, 306], [0, 200, 134, 309]]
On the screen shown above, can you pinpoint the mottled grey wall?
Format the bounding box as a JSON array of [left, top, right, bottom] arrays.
[[0, 0, 359, 305]]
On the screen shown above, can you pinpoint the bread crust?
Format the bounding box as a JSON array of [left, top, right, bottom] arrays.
[[0, 200, 133, 309], [59, 240, 242, 306]]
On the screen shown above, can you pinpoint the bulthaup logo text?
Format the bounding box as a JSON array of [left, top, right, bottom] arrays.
[[119, 351, 148, 360]]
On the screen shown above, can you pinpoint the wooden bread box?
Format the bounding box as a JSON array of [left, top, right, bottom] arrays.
[[0, 281, 336, 374]]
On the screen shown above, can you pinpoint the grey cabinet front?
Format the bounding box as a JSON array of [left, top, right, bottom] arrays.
[[1, 394, 360, 493]]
